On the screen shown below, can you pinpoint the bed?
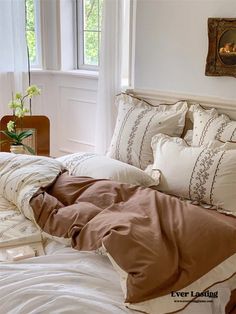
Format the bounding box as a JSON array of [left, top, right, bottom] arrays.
[[0, 89, 236, 314], [1, 194, 235, 314]]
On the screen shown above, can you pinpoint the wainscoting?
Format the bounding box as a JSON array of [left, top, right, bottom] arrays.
[[30, 71, 98, 157]]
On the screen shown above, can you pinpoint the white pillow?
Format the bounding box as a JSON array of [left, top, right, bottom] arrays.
[[149, 133, 236, 212], [190, 104, 236, 146], [107, 93, 188, 170], [57, 152, 158, 187]]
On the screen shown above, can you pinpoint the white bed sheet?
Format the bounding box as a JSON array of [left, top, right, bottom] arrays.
[[0, 241, 232, 314], [0, 243, 134, 314]]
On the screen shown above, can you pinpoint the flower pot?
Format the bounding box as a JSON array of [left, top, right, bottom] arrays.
[[1, 115, 50, 156], [10, 145, 25, 154]]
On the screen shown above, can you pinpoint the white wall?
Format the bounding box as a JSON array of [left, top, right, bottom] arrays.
[[134, 0, 236, 100]]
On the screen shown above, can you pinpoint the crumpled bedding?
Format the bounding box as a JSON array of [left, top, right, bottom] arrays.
[[1, 152, 236, 314], [0, 195, 38, 244], [29, 173, 236, 309]]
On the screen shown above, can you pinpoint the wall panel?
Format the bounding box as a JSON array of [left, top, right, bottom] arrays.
[[30, 71, 98, 157]]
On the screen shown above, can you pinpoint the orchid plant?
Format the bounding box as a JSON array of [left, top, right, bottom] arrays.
[[0, 85, 41, 154]]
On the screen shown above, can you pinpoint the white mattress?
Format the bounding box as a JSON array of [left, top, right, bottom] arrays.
[[0, 195, 234, 314]]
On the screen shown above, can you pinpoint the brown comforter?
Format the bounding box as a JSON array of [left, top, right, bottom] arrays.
[[30, 172, 236, 303]]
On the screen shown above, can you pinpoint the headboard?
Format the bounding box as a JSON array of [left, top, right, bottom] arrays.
[[126, 88, 236, 119]]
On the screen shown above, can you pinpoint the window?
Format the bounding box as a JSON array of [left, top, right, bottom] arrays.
[[77, 0, 103, 70], [25, 0, 42, 68]]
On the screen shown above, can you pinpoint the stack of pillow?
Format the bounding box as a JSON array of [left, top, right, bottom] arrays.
[[147, 104, 236, 214], [106, 94, 236, 214], [58, 93, 236, 214]]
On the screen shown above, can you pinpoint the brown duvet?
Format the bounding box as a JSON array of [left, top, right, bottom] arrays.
[[30, 172, 236, 303]]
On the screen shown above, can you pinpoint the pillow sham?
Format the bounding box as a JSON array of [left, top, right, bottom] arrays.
[[190, 104, 236, 146], [57, 152, 158, 187], [149, 133, 236, 212], [107, 93, 188, 170]]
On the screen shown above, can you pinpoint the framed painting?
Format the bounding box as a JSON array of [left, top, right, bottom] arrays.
[[205, 18, 236, 77]]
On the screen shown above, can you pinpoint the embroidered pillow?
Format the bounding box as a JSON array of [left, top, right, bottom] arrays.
[[149, 133, 236, 213], [190, 104, 236, 146], [56, 152, 158, 187], [107, 94, 188, 170]]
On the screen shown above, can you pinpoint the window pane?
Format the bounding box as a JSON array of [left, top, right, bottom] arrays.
[[26, 31, 36, 63], [84, 31, 99, 66], [98, 0, 103, 31], [79, 0, 103, 69], [26, 0, 36, 64], [84, 0, 99, 31]]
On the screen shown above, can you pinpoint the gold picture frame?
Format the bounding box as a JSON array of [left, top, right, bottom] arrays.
[[205, 18, 236, 77]]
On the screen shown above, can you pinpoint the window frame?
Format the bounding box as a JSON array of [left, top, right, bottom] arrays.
[[33, 0, 42, 68], [76, 0, 102, 71]]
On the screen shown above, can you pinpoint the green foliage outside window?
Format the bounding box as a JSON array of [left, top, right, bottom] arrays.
[[25, 0, 103, 68], [83, 0, 103, 66], [26, 0, 36, 64]]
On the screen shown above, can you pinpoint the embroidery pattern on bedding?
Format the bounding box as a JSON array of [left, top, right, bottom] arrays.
[[115, 106, 135, 160], [138, 110, 159, 169], [215, 121, 229, 140], [189, 148, 219, 202], [127, 107, 152, 165], [199, 116, 218, 145], [209, 151, 226, 205]]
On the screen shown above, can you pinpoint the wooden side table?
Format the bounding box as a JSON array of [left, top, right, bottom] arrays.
[[0, 115, 50, 156]]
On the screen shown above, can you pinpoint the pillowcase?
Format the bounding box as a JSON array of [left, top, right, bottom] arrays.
[[190, 104, 236, 146], [56, 152, 158, 187], [107, 93, 188, 170], [149, 133, 236, 212]]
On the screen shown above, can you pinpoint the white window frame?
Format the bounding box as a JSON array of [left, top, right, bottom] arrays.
[[27, 0, 42, 69], [76, 0, 102, 71]]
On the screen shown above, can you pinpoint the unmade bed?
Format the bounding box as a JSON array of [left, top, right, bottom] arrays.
[[1, 90, 236, 314], [0, 152, 235, 314], [0, 192, 235, 314]]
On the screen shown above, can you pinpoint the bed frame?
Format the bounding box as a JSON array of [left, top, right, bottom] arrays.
[[126, 88, 236, 120]]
